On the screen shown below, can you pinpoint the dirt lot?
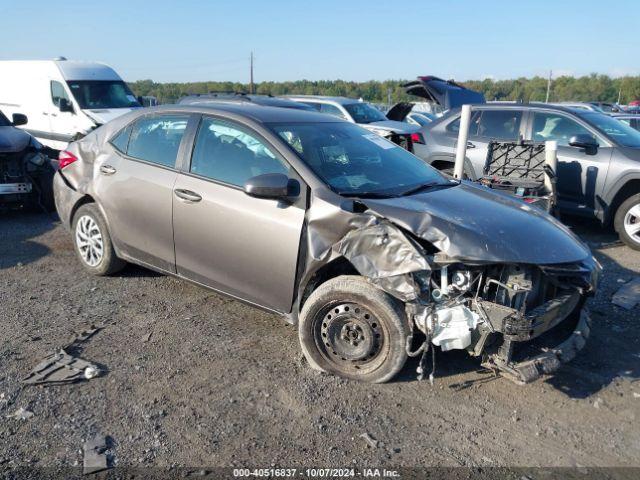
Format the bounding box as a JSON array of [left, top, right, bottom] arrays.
[[1, 211, 639, 476]]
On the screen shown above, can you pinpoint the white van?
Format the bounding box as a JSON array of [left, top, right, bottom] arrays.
[[0, 59, 141, 150]]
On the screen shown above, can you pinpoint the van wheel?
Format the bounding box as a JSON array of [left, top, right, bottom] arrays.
[[72, 204, 126, 275], [615, 193, 640, 251], [299, 275, 409, 383]]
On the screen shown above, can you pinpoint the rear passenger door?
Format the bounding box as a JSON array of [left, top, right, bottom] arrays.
[[465, 109, 524, 175], [96, 113, 193, 272], [172, 116, 307, 312]]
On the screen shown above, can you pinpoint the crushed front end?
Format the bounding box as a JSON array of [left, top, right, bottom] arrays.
[[410, 255, 600, 383]]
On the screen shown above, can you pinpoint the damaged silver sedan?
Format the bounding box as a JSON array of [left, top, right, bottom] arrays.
[[53, 104, 600, 384]]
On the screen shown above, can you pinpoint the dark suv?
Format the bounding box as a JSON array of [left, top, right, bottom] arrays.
[[419, 103, 640, 250]]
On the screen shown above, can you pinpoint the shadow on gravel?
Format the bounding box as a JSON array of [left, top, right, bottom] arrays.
[[117, 263, 164, 278], [0, 210, 58, 269]]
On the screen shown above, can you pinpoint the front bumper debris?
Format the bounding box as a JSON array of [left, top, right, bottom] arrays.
[[482, 307, 591, 384]]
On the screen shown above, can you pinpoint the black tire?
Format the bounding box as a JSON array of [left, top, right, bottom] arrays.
[[440, 164, 472, 180], [299, 275, 409, 383], [614, 193, 640, 251], [35, 171, 56, 212], [72, 203, 126, 275]]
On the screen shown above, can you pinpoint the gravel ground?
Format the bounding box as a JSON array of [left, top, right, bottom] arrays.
[[0, 211, 639, 476]]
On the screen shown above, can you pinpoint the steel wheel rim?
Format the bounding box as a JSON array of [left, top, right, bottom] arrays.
[[314, 302, 387, 374], [75, 215, 104, 267], [624, 203, 640, 241]]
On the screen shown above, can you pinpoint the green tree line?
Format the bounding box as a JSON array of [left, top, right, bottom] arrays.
[[129, 74, 640, 106]]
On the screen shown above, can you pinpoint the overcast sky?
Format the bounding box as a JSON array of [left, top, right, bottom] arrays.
[[2, 0, 637, 83]]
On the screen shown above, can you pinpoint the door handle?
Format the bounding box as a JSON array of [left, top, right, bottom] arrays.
[[100, 165, 117, 175], [174, 189, 202, 203], [466, 141, 476, 149]]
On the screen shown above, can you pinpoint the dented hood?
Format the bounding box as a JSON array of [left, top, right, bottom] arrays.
[[363, 182, 590, 265], [0, 126, 32, 153]]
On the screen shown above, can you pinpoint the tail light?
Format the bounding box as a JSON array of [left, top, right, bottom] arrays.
[[410, 132, 425, 144], [58, 150, 78, 170]]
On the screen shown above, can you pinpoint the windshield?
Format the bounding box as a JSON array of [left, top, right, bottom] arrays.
[[582, 112, 640, 148], [0, 111, 10, 126], [67, 80, 140, 109], [270, 122, 449, 197], [343, 103, 388, 124]]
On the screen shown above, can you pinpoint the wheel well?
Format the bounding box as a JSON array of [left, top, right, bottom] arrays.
[[608, 179, 640, 224], [69, 195, 96, 225], [298, 257, 358, 312]]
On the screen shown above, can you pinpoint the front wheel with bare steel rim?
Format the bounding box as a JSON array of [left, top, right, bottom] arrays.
[[299, 275, 409, 383], [72, 203, 125, 276]]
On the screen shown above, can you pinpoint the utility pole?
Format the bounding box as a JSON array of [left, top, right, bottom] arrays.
[[545, 70, 552, 103], [618, 87, 622, 105], [249, 51, 254, 94], [387, 87, 392, 109]]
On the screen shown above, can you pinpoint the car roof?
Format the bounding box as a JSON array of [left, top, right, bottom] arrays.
[[284, 95, 362, 105], [467, 102, 600, 115], [146, 103, 341, 124], [177, 93, 314, 110]]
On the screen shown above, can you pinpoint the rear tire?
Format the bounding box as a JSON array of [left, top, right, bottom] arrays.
[[72, 203, 126, 275], [299, 275, 409, 383], [614, 193, 640, 250]]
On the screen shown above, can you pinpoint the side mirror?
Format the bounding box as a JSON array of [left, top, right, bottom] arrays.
[[12, 113, 27, 126], [569, 134, 598, 150], [58, 98, 74, 113], [243, 173, 299, 200]]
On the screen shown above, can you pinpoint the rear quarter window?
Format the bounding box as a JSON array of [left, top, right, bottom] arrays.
[[110, 125, 132, 153]]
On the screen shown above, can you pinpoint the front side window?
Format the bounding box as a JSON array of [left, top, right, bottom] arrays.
[[319, 103, 347, 120], [343, 103, 387, 124], [190, 118, 289, 187], [126, 115, 189, 167], [271, 122, 448, 197], [532, 112, 595, 146], [67, 81, 140, 109], [473, 110, 522, 140], [51, 81, 71, 108]]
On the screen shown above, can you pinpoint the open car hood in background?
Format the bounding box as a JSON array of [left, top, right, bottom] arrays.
[[386, 102, 414, 122], [404, 76, 486, 111]]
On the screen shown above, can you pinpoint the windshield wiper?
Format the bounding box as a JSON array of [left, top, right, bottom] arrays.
[[338, 191, 398, 199], [398, 181, 449, 196]]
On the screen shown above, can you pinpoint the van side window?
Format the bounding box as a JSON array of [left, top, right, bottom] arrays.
[[190, 117, 289, 187], [51, 81, 71, 108], [126, 115, 190, 168]]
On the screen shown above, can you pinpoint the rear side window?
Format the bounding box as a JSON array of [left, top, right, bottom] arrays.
[[110, 125, 132, 153], [190, 117, 289, 187], [446, 111, 480, 134], [51, 81, 71, 108], [473, 110, 522, 140], [319, 103, 347, 120], [126, 115, 190, 168]]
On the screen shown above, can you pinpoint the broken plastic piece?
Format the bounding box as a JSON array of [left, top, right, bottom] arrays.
[[359, 432, 379, 448], [23, 349, 101, 386], [83, 435, 109, 475], [6, 407, 34, 421], [612, 277, 640, 310]]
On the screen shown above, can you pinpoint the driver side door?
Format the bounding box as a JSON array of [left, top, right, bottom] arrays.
[[528, 110, 613, 215], [172, 116, 307, 312]]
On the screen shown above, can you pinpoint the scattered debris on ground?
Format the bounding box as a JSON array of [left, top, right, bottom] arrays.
[[6, 407, 34, 421], [612, 277, 640, 310], [22, 349, 100, 385], [83, 435, 110, 475], [359, 432, 380, 449]]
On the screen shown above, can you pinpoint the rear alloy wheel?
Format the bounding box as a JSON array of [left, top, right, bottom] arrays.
[[614, 193, 640, 251], [72, 203, 126, 275], [299, 276, 409, 383]]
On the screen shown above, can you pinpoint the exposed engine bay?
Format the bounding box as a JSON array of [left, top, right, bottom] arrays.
[[407, 258, 596, 383]]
